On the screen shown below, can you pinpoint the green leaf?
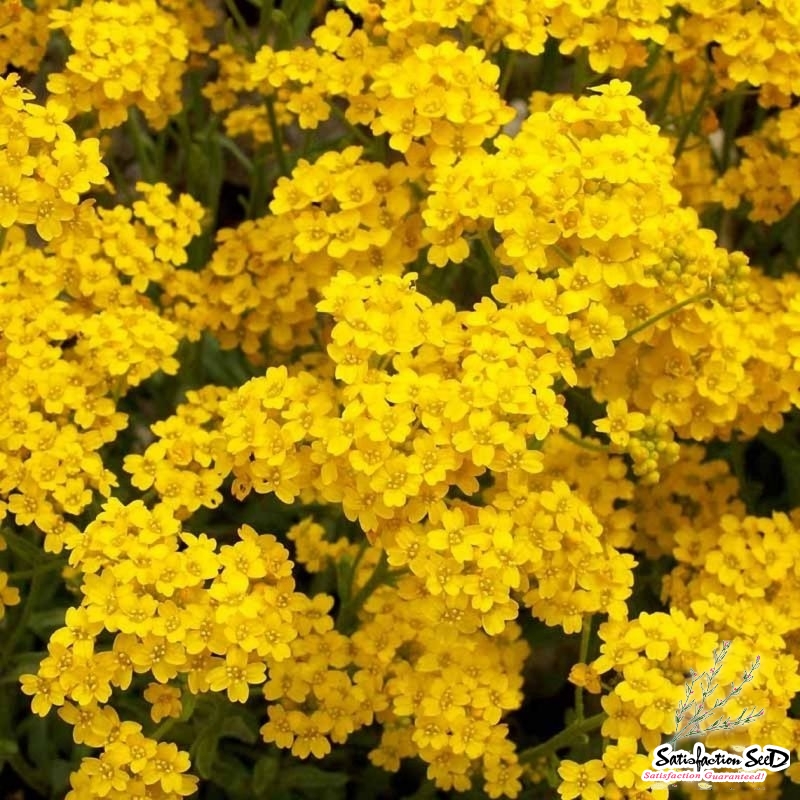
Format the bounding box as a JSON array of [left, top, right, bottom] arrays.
[[252, 755, 280, 795], [289, 0, 316, 38], [223, 17, 239, 48], [335, 555, 353, 606], [280, 765, 349, 791], [192, 727, 220, 780], [200, 333, 251, 387], [1, 528, 49, 563], [210, 753, 253, 798], [25, 714, 52, 768], [50, 757, 76, 795], [0, 738, 18, 756], [27, 608, 67, 636], [406, 781, 438, 800], [9, 651, 47, 672], [179, 690, 198, 722], [350, 765, 393, 800], [220, 713, 258, 744], [187, 143, 211, 201]]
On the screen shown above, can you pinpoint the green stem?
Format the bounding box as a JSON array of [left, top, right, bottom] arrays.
[[2, 529, 57, 564], [719, 89, 746, 173], [478, 230, 501, 280], [0, 572, 40, 675], [223, 0, 256, 55], [150, 717, 178, 741], [624, 292, 709, 340], [336, 550, 388, 634], [575, 615, 594, 722], [336, 539, 367, 608], [728, 434, 755, 512], [127, 109, 156, 183], [271, 9, 293, 50], [349, 540, 369, 583], [550, 244, 574, 267], [629, 42, 662, 96], [560, 429, 608, 453], [265, 95, 290, 178], [499, 51, 517, 97], [674, 72, 714, 160], [652, 69, 678, 126], [329, 104, 374, 149], [248, 149, 268, 219], [572, 50, 590, 96], [518, 711, 607, 764], [257, 0, 274, 47], [536, 37, 561, 93], [217, 134, 254, 173], [206, 122, 223, 232], [155, 128, 169, 177], [8, 560, 65, 580]]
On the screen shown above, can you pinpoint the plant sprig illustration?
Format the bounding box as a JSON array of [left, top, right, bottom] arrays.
[[670, 641, 764, 745]]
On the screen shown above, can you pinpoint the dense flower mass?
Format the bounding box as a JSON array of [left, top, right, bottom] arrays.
[[1, 1, 800, 799]]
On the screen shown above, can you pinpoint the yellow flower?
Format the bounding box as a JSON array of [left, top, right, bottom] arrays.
[[571, 304, 627, 358], [207, 647, 266, 703], [143, 683, 182, 723], [287, 87, 331, 130], [289, 709, 333, 759], [602, 737, 647, 788], [141, 741, 197, 796], [557, 759, 607, 800], [594, 399, 646, 446], [569, 663, 602, 694]]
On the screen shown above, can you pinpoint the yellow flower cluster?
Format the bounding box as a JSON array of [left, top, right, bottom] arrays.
[[4, 1, 800, 799], [124, 386, 229, 517], [21, 500, 395, 797], [274, 518, 529, 797], [587, 266, 800, 444], [560, 447, 800, 797], [345, 0, 666, 72], [0, 180, 203, 554], [649, 459, 800, 721], [367, 42, 514, 153], [163, 146, 420, 358], [715, 105, 800, 224], [220, 19, 515, 148], [0, 74, 107, 241], [667, 0, 800, 99], [65, 731, 196, 799], [82, 55, 799, 792], [569, 610, 732, 795], [540, 444, 800, 800], [48, 0, 216, 130], [0, 0, 61, 73], [336, 0, 800, 95], [626, 443, 743, 560], [203, 43, 292, 145], [50, 181, 205, 308]]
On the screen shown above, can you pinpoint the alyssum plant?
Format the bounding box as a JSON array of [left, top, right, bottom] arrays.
[[1, 1, 800, 799]]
